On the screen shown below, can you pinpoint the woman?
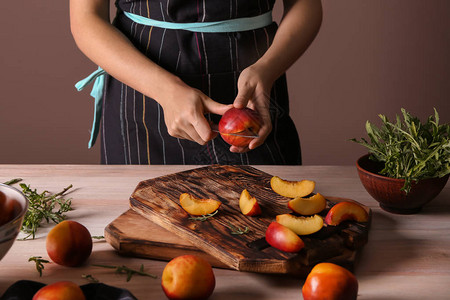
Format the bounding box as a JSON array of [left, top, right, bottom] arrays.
[[70, 0, 322, 165]]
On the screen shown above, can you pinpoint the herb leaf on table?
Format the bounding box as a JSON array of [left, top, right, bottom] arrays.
[[4, 179, 74, 239]]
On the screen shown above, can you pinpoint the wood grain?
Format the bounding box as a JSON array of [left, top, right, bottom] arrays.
[[0, 164, 449, 300], [128, 165, 371, 275]]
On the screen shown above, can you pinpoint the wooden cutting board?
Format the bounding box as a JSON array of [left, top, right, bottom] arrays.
[[106, 165, 371, 277]]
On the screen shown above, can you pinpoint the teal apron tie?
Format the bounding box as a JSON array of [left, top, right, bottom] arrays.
[[75, 67, 106, 148], [123, 10, 272, 32], [75, 11, 273, 148]]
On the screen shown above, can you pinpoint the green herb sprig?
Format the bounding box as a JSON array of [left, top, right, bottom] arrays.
[[227, 223, 250, 235], [92, 264, 157, 282], [5, 179, 74, 239], [351, 108, 450, 193], [28, 256, 50, 277], [188, 210, 219, 221], [82, 274, 100, 283]]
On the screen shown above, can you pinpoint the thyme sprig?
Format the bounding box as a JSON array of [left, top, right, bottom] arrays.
[[5, 178, 74, 239], [82, 274, 100, 283], [28, 256, 50, 277], [227, 222, 250, 235], [188, 210, 219, 221], [92, 264, 157, 282]]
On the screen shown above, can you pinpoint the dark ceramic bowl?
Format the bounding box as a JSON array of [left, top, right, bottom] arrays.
[[356, 154, 449, 214]]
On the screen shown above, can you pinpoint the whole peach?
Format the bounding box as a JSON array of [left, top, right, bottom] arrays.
[[33, 281, 85, 300], [46, 220, 92, 267], [161, 255, 215, 300], [302, 262, 358, 300], [218, 107, 261, 147]]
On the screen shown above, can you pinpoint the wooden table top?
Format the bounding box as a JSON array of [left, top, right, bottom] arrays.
[[0, 164, 449, 299]]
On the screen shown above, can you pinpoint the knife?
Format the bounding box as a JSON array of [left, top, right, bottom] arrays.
[[210, 124, 259, 138]]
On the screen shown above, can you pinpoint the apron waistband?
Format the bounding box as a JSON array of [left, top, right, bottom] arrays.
[[75, 11, 273, 148], [123, 10, 273, 32]]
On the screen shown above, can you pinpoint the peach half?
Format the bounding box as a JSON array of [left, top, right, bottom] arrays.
[[288, 193, 327, 215], [324, 201, 369, 226], [270, 176, 315, 198], [239, 189, 261, 216], [179, 193, 221, 216], [276, 214, 324, 236], [265, 222, 304, 253]]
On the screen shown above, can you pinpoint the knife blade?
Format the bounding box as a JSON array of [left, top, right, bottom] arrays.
[[210, 124, 259, 139]]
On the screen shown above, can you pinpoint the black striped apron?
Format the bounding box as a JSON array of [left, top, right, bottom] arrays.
[[100, 0, 302, 165]]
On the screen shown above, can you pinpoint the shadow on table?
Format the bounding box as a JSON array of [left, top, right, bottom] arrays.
[[355, 210, 420, 276], [212, 289, 275, 300], [419, 188, 450, 215], [212, 272, 301, 300]]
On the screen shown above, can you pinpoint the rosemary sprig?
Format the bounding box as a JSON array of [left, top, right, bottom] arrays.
[[28, 256, 50, 277], [82, 274, 100, 283], [188, 210, 219, 221], [92, 264, 157, 282], [227, 222, 250, 235], [351, 108, 450, 193], [5, 179, 74, 239], [3, 178, 23, 185], [92, 235, 105, 240]]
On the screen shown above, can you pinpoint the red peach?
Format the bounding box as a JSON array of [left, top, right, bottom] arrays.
[[46, 220, 92, 267], [302, 262, 358, 300], [33, 281, 85, 300], [218, 107, 261, 147], [161, 255, 215, 300]]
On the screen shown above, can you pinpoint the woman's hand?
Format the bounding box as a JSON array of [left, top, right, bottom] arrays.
[[230, 63, 274, 153], [160, 79, 231, 145], [229, 0, 322, 153]]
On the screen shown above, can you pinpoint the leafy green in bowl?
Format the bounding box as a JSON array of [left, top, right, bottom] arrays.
[[352, 108, 449, 193]]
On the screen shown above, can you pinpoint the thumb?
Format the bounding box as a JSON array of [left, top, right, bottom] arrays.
[[233, 84, 255, 109]]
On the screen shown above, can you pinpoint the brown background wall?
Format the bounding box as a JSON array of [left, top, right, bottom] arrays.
[[1, 1, 449, 165]]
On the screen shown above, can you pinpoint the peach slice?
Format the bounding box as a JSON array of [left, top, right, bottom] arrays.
[[239, 189, 261, 216], [288, 193, 327, 215], [276, 214, 324, 235], [265, 222, 305, 253], [325, 201, 369, 226], [270, 176, 315, 198], [179, 193, 221, 216]]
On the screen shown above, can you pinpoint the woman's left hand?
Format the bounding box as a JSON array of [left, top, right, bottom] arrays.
[[230, 63, 274, 153]]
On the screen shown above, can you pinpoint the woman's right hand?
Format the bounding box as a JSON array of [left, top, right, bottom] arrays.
[[159, 78, 231, 145]]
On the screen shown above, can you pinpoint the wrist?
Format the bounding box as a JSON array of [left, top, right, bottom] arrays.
[[142, 71, 187, 107]]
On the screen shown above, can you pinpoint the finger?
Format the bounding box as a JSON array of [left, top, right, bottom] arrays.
[[229, 145, 250, 153], [192, 114, 216, 144], [203, 98, 232, 116], [234, 83, 255, 109], [185, 123, 210, 145]]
